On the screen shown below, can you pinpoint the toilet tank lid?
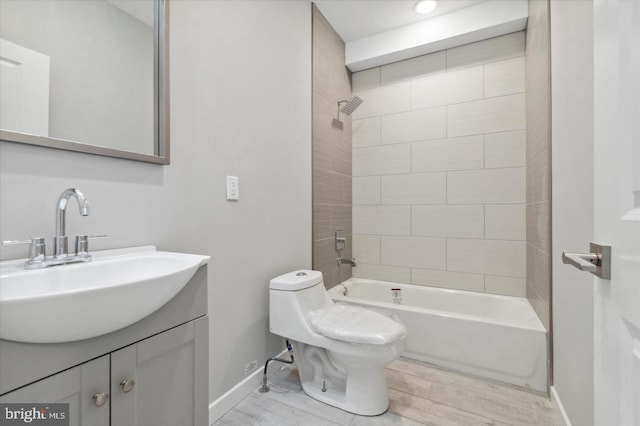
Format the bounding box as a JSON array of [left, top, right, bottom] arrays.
[[270, 270, 323, 291]]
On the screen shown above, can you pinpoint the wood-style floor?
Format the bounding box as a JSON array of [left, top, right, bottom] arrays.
[[214, 357, 565, 425]]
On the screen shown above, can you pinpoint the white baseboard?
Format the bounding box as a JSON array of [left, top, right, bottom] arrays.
[[550, 386, 572, 426], [209, 349, 288, 425]]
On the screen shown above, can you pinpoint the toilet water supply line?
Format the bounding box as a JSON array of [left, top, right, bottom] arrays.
[[259, 339, 294, 393]]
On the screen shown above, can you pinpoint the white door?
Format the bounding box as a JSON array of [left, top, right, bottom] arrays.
[[0, 39, 50, 136], [593, 0, 640, 424]]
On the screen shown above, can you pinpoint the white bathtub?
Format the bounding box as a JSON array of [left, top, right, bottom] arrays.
[[328, 278, 547, 392]]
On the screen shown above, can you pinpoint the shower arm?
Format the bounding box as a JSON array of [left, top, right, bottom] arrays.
[[336, 100, 348, 121]]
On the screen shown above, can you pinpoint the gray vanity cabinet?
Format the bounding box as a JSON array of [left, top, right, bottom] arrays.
[[0, 318, 208, 426], [0, 355, 111, 426], [111, 317, 209, 426], [0, 265, 209, 426]]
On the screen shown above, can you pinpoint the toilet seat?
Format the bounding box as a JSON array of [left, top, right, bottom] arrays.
[[307, 304, 406, 345]]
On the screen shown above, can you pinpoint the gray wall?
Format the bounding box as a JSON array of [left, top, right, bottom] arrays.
[[550, 2, 594, 424], [312, 6, 353, 289], [350, 33, 527, 296], [0, 0, 312, 404], [0, 0, 154, 154]]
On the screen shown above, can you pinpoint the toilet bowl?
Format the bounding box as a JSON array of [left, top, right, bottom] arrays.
[[269, 270, 406, 415]]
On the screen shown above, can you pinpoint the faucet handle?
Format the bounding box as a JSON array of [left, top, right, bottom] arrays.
[[2, 237, 47, 264], [75, 234, 108, 257]]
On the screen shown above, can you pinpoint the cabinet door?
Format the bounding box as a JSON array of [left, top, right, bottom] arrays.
[[111, 317, 208, 426], [0, 355, 110, 426]]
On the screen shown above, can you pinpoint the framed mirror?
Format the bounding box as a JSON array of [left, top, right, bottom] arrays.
[[0, 0, 169, 165]]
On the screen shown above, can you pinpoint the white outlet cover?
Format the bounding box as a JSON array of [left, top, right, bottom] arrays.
[[226, 176, 239, 200]]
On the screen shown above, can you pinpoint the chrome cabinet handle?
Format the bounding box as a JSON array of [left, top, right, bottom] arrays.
[[120, 378, 135, 393], [562, 242, 611, 279], [92, 391, 110, 407]]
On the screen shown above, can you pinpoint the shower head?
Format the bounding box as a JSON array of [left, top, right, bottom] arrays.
[[338, 96, 363, 116], [332, 96, 364, 130]]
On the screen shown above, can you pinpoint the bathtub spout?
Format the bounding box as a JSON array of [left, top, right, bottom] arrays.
[[337, 257, 356, 267]]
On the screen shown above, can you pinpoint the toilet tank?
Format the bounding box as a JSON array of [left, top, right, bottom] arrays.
[[269, 270, 333, 341]]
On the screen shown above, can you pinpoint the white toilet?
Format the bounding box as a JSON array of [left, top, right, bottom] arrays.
[[269, 270, 407, 416]]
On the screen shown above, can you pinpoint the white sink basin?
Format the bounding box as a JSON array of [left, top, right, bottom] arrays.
[[0, 246, 210, 343]]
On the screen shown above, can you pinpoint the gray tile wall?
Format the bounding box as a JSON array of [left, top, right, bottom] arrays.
[[312, 6, 353, 288], [525, 0, 552, 331], [351, 32, 527, 296]]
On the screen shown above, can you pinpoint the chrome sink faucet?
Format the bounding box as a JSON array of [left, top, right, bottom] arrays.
[[54, 188, 90, 258], [2, 188, 106, 269]]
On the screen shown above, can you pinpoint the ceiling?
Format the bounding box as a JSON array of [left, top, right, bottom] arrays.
[[313, 0, 488, 43]]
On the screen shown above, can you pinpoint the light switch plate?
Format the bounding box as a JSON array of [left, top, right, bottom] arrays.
[[226, 176, 239, 200]]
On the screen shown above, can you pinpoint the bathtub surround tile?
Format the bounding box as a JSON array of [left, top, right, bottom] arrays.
[[313, 203, 332, 240], [447, 94, 526, 137], [352, 176, 380, 205], [448, 168, 525, 204], [352, 32, 526, 298], [527, 283, 550, 331], [330, 204, 352, 235], [352, 81, 411, 120], [343, 176, 352, 205], [411, 268, 485, 292], [314, 168, 347, 205], [381, 173, 446, 205], [526, 201, 550, 253], [312, 7, 353, 288], [411, 135, 484, 173], [381, 236, 446, 270], [381, 51, 446, 85], [353, 205, 410, 235], [412, 205, 484, 239], [447, 239, 526, 277], [446, 32, 525, 70], [484, 275, 526, 297], [353, 263, 411, 284], [485, 130, 526, 169], [353, 234, 380, 264], [485, 204, 526, 241], [411, 66, 484, 110], [526, 148, 551, 204], [527, 242, 551, 303], [352, 117, 380, 148], [313, 128, 352, 176], [484, 56, 526, 98], [380, 107, 446, 145], [314, 238, 344, 277], [524, 0, 551, 331], [351, 67, 380, 92], [352, 144, 410, 176]]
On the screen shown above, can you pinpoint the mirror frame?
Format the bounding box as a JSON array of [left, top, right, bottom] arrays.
[[0, 0, 170, 165]]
